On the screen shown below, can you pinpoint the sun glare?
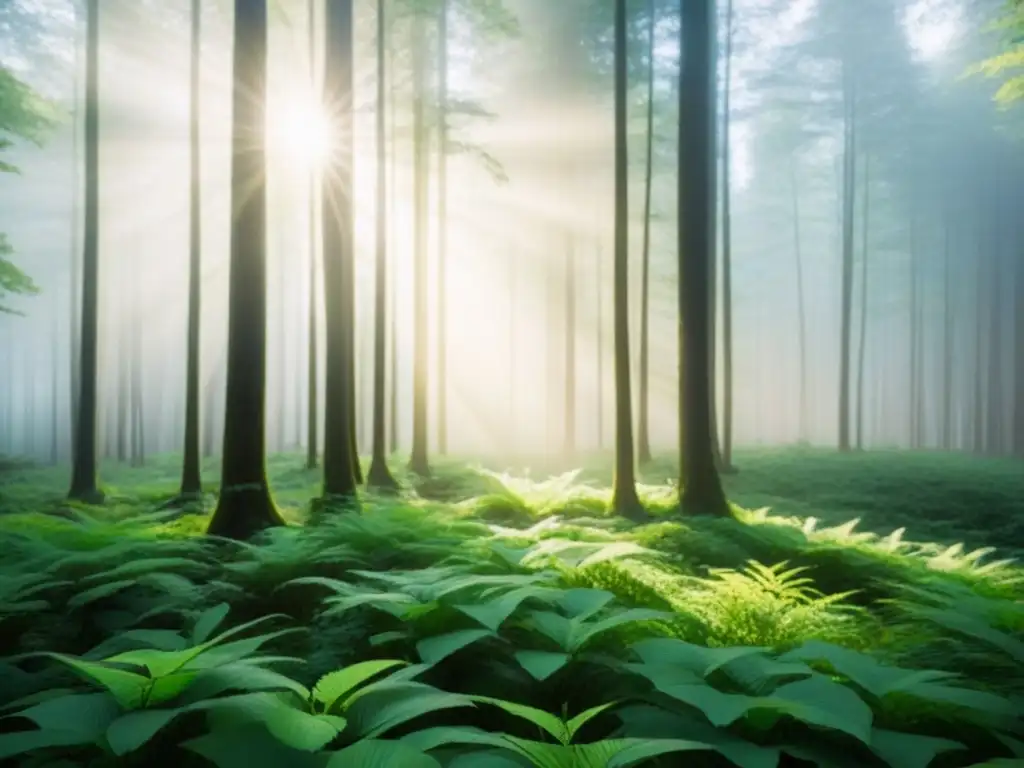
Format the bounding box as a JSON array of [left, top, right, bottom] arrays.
[[266, 99, 334, 168]]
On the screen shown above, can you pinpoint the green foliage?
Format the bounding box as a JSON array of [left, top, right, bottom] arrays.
[[966, 0, 1024, 105], [1, 451, 1022, 766]]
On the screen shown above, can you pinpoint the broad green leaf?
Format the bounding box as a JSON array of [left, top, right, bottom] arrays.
[[471, 695, 567, 743], [0, 692, 120, 758], [578, 542, 656, 568], [456, 586, 559, 631], [193, 602, 231, 644], [145, 670, 200, 705], [780, 640, 942, 698], [869, 728, 965, 768], [325, 740, 441, 767], [632, 638, 768, 678], [183, 723, 327, 768], [525, 611, 575, 650], [448, 751, 525, 768], [106, 708, 184, 755], [401, 725, 511, 752], [514, 650, 571, 681], [565, 701, 620, 741], [772, 676, 873, 744], [572, 609, 672, 650], [182, 662, 311, 703], [369, 630, 411, 646], [606, 737, 717, 767], [43, 655, 149, 709], [417, 629, 495, 664], [357, 685, 476, 739], [312, 660, 406, 712], [203, 692, 346, 751], [182, 628, 304, 671], [323, 591, 417, 616], [84, 629, 189, 659], [86, 558, 206, 582], [558, 588, 616, 620]]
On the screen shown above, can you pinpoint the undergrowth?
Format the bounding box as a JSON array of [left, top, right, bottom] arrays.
[[0, 449, 1021, 767]]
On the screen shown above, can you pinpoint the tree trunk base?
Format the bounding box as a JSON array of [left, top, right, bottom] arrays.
[[68, 486, 105, 505], [206, 485, 285, 540], [408, 455, 430, 477], [366, 459, 400, 493], [679, 483, 731, 517], [718, 463, 739, 475], [611, 486, 647, 523]]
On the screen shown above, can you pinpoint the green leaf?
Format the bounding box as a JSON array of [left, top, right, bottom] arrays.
[[203, 692, 346, 751], [67, 579, 137, 608], [572, 609, 672, 649], [869, 728, 965, 768], [325, 740, 441, 767], [401, 725, 511, 752], [183, 724, 327, 768], [772, 676, 874, 744], [525, 611, 575, 650], [558, 588, 616, 620], [565, 701, 620, 741], [471, 695, 568, 743], [0, 692, 120, 758], [417, 629, 495, 664], [632, 638, 768, 678], [183, 662, 311, 703], [43, 655, 149, 709], [606, 738, 717, 767], [514, 650, 571, 681], [356, 685, 476, 739], [193, 602, 231, 644], [780, 640, 946, 698], [447, 752, 524, 768], [85, 558, 206, 583], [106, 708, 184, 755], [455, 586, 560, 631], [145, 671, 200, 705], [312, 660, 406, 712]]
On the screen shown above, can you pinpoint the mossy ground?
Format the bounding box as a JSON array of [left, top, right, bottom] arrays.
[[0, 448, 1022, 766]]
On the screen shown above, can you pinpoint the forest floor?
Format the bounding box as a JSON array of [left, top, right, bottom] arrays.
[[0, 448, 1022, 767]]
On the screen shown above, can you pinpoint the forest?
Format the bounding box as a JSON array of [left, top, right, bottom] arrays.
[[0, 0, 1023, 765]]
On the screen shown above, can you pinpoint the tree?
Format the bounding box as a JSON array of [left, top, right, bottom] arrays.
[[68, 0, 103, 504], [719, 0, 736, 472], [176, 0, 204, 502], [305, 0, 320, 471], [206, 0, 285, 538], [367, 0, 399, 491], [610, 0, 643, 522], [436, 0, 450, 457], [320, 0, 360, 504], [854, 153, 870, 451], [677, 0, 728, 517], [636, 0, 655, 466], [409, 5, 431, 477]]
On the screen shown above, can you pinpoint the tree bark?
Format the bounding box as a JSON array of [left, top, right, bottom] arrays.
[[719, 0, 735, 471], [206, 0, 284, 538], [837, 62, 856, 452], [68, 0, 103, 504], [436, 0, 449, 456], [677, 0, 728, 516], [636, 0, 655, 466], [855, 153, 870, 450]]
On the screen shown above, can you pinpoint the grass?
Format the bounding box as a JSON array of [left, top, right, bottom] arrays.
[[0, 447, 1021, 767]]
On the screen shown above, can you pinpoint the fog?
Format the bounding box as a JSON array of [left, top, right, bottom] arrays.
[[0, 0, 1021, 466]]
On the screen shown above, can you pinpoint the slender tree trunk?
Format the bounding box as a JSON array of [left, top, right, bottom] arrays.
[[508, 248, 516, 454], [368, 0, 398, 490], [50, 293, 59, 464], [436, 0, 449, 456], [596, 241, 604, 450], [837, 62, 856, 452], [972, 214, 986, 453], [611, 0, 642, 520], [564, 234, 576, 457], [636, 0, 655, 465], [986, 208, 1004, 454], [69, 6, 83, 462], [409, 12, 430, 476], [855, 153, 870, 450], [68, 0, 103, 503], [789, 152, 808, 442], [305, 0, 319, 470], [206, 0, 284, 538], [719, 0, 735, 471], [909, 210, 921, 448], [179, 0, 203, 497], [130, 291, 144, 467], [319, 0, 360, 503], [942, 216, 953, 450], [117, 312, 128, 463], [387, 36, 398, 456]]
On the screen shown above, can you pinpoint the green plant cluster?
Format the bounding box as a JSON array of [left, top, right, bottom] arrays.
[[0, 475, 1022, 768]]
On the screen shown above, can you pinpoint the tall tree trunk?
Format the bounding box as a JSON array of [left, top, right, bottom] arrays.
[[596, 241, 604, 450], [719, 0, 735, 470], [179, 0, 203, 497], [855, 153, 870, 450], [130, 289, 144, 467], [942, 215, 953, 450], [837, 62, 856, 452], [117, 314, 128, 462], [611, 0, 642, 520], [564, 234, 576, 457], [986, 207, 1004, 454], [436, 0, 449, 456], [68, 0, 103, 503], [409, 11, 430, 476], [69, 4, 83, 462], [789, 152, 808, 442], [636, 0, 655, 466], [206, 0, 284, 538], [678, 0, 728, 516], [909, 210, 921, 448], [305, 0, 319, 470], [368, 0, 398, 490], [972, 215, 985, 453], [50, 293, 59, 464], [319, 0, 360, 503], [508, 247, 516, 454], [387, 35, 398, 456]]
